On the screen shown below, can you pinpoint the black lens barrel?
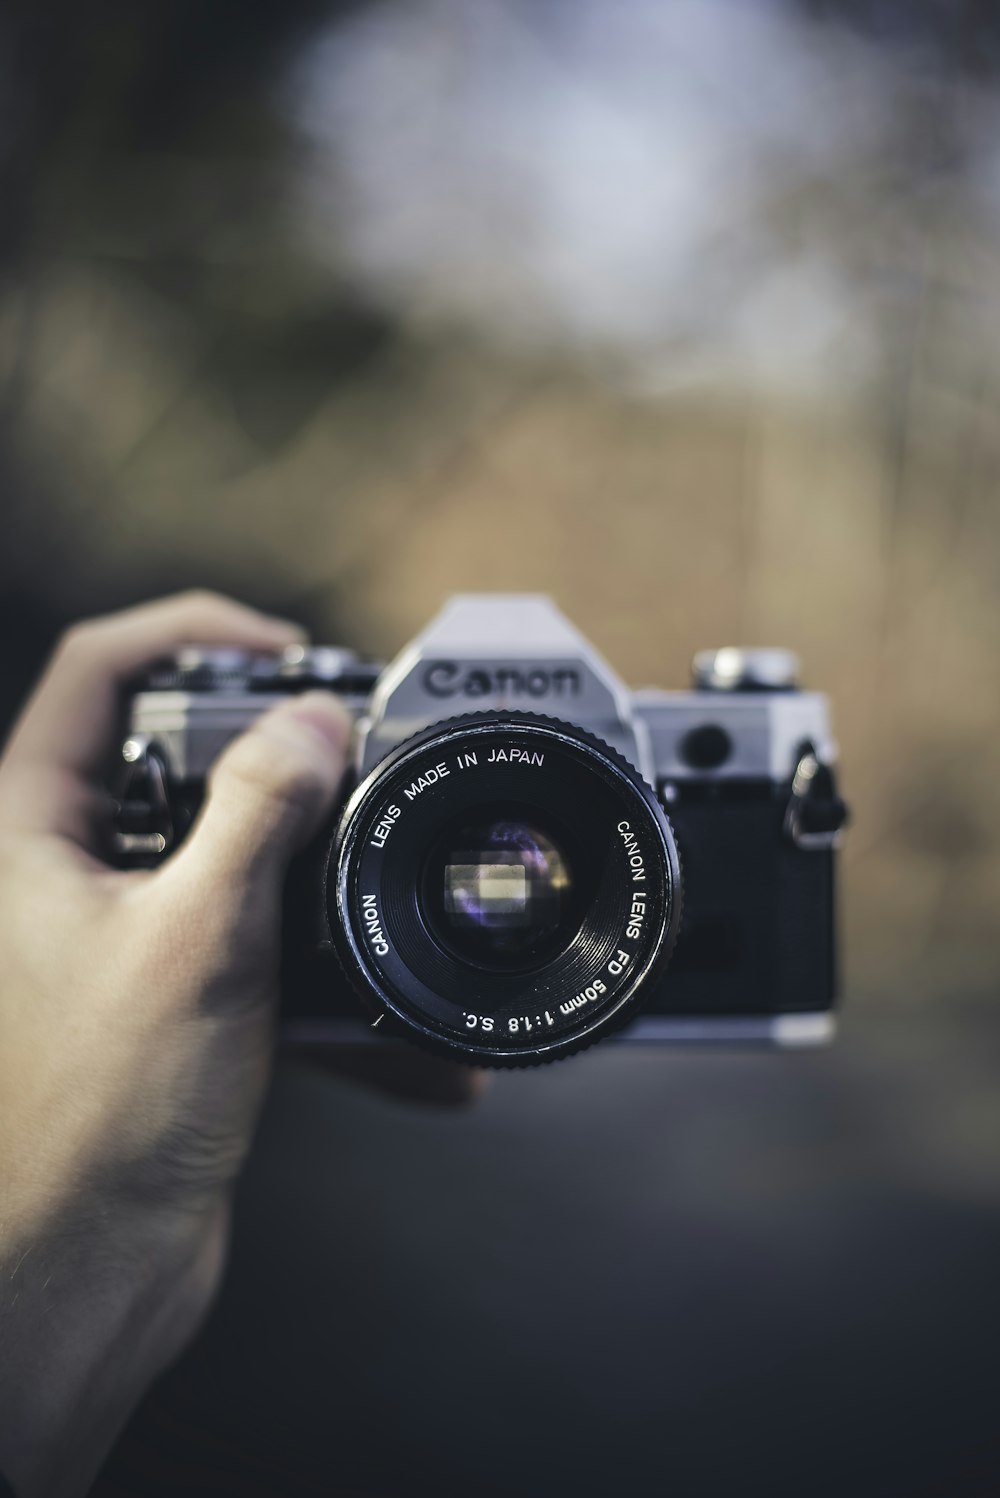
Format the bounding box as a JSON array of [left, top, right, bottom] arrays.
[[330, 713, 682, 1066]]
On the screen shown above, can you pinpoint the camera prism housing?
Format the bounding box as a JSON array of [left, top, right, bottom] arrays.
[[114, 595, 847, 1066]]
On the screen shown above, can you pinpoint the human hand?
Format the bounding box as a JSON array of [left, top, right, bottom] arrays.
[[0, 592, 478, 1498]]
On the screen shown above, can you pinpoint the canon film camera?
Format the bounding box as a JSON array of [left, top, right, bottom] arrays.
[[114, 595, 847, 1067]]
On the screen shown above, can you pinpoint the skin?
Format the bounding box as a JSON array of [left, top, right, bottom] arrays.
[[0, 591, 480, 1498]]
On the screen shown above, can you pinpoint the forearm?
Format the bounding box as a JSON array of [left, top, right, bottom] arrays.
[[0, 1200, 225, 1498]]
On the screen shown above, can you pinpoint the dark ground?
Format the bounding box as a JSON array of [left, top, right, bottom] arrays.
[[93, 1003, 1000, 1498]]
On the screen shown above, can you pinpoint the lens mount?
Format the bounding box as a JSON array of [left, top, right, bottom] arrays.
[[329, 713, 682, 1066]]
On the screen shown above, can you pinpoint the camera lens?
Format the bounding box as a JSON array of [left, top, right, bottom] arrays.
[[423, 809, 577, 970], [330, 714, 682, 1066]]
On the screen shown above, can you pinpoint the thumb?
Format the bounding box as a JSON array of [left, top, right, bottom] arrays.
[[172, 691, 352, 898]]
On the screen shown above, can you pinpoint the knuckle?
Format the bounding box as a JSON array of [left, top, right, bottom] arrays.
[[58, 619, 95, 651], [53, 616, 108, 661], [173, 587, 228, 613]]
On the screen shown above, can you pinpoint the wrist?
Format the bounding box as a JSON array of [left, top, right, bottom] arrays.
[[0, 1194, 228, 1498]]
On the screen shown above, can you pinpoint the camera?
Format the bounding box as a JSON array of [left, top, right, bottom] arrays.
[[114, 595, 847, 1067]]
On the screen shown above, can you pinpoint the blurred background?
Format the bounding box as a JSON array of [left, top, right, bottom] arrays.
[[2, 1, 999, 1494]]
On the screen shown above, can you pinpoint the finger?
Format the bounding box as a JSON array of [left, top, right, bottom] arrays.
[[0, 592, 306, 843], [1, 591, 306, 780], [167, 691, 352, 912], [280, 1042, 490, 1108]]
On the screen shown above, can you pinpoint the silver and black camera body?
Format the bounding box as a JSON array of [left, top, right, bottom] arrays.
[[115, 596, 847, 1067]]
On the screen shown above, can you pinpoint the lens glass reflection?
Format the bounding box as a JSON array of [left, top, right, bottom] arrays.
[[425, 816, 574, 969]]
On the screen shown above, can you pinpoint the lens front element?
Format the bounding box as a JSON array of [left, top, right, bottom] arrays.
[[331, 715, 681, 1066], [426, 812, 576, 970]]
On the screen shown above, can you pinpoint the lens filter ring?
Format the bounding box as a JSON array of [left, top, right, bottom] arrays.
[[330, 713, 682, 1067]]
